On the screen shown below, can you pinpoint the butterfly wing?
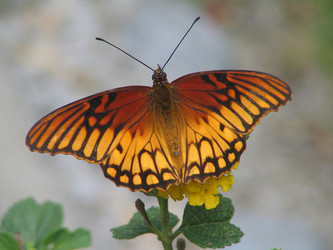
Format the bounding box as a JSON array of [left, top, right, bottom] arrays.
[[26, 86, 149, 162], [173, 70, 291, 134], [100, 110, 179, 191], [180, 102, 246, 184], [172, 70, 292, 183], [26, 86, 179, 191]]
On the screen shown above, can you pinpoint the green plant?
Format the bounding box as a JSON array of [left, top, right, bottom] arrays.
[[0, 198, 91, 250], [112, 193, 243, 249]]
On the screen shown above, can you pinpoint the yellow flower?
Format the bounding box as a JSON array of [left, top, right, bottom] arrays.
[[158, 162, 239, 210], [218, 174, 234, 192], [159, 184, 185, 201], [232, 161, 240, 170]]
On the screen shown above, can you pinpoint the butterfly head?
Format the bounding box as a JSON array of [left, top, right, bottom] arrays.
[[152, 65, 168, 86], [151, 65, 176, 109]]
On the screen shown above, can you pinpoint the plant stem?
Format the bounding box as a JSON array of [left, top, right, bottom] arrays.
[[157, 196, 173, 250], [171, 228, 182, 241]]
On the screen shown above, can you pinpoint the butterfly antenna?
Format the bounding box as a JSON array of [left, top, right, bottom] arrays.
[[162, 17, 200, 70], [96, 37, 155, 72]]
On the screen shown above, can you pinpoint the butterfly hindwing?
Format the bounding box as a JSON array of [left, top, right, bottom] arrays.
[[100, 112, 179, 191], [180, 102, 246, 184]]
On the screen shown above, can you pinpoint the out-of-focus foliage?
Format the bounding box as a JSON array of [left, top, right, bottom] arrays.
[[191, 0, 333, 79]]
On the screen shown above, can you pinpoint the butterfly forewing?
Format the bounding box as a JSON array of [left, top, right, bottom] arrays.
[[173, 70, 292, 134], [26, 86, 151, 163]]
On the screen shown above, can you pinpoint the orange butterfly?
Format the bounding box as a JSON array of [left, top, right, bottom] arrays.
[[26, 18, 291, 192], [26, 65, 291, 192]]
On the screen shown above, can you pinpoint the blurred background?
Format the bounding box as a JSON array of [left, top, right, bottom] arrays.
[[1, 0, 332, 249]]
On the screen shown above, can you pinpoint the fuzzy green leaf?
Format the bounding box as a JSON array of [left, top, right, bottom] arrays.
[[0, 232, 20, 250], [111, 206, 179, 239], [0, 197, 63, 248], [0, 197, 91, 249], [43, 228, 92, 249], [179, 195, 243, 248]]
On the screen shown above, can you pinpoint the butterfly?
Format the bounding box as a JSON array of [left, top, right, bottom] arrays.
[[26, 64, 292, 192]]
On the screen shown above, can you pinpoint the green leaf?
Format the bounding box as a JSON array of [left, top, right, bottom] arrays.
[[179, 194, 243, 249], [43, 228, 92, 250], [0, 197, 63, 248], [0, 197, 91, 249], [111, 206, 179, 239], [0, 232, 20, 250]]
